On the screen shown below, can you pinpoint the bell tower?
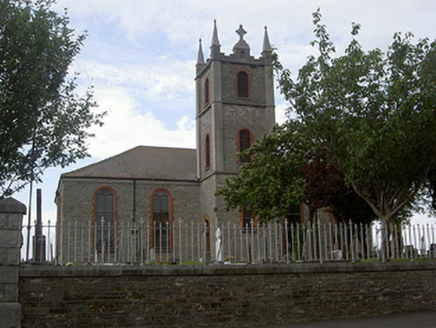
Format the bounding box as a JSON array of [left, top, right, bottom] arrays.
[[195, 21, 275, 226]]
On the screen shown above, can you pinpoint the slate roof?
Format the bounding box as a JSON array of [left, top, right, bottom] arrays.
[[61, 146, 198, 181]]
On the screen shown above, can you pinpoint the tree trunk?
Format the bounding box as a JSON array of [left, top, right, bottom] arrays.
[[380, 217, 391, 261]]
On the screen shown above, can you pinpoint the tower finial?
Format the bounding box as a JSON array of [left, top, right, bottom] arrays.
[[197, 38, 205, 65], [211, 19, 220, 47], [262, 26, 272, 62], [210, 19, 221, 58], [262, 26, 271, 53]]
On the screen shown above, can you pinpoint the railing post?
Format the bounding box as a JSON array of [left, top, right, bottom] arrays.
[[324, 222, 328, 261], [245, 222, 249, 262], [285, 219, 289, 263], [251, 219, 255, 263], [87, 219, 91, 263], [350, 220, 355, 262], [66, 220, 70, 263], [291, 223, 296, 262], [318, 220, 323, 264], [139, 218, 144, 265], [366, 224, 370, 260], [228, 221, 231, 263], [427, 224, 432, 259], [393, 223, 399, 260], [93, 218, 97, 263], [409, 223, 413, 260], [100, 217, 105, 263], [178, 218, 182, 265], [202, 221, 207, 264], [268, 222, 272, 262], [165, 221, 169, 263], [297, 223, 301, 261], [114, 219, 118, 264], [273, 221, 277, 262], [74, 221, 78, 262], [47, 220, 52, 262], [412, 224, 418, 261]]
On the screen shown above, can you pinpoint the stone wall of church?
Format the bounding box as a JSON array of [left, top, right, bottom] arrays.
[[222, 105, 271, 173], [59, 179, 200, 223], [57, 178, 200, 264], [221, 62, 267, 104]]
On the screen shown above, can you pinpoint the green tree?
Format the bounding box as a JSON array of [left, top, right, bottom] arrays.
[[219, 10, 436, 227], [218, 122, 378, 225], [218, 121, 308, 221], [277, 9, 436, 226], [0, 0, 104, 198]]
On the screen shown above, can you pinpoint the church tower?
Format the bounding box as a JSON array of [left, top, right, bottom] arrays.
[[195, 21, 275, 228]]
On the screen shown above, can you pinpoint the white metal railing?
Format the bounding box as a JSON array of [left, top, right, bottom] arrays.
[[21, 218, 436, 265]]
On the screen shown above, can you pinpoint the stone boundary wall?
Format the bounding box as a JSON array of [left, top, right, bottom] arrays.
[[19, 262, 436, 327]]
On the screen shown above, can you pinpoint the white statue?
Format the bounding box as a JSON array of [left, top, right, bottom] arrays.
[[215, 228, 223, 263]]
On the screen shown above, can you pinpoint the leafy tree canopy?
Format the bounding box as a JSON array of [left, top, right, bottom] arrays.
[[0, 0, 105, 198], [218, 121, 308, 221], [219, 9, 436, 224]]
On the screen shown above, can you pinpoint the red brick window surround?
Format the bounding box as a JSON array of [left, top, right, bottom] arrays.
[[205, 134, 211, 170]]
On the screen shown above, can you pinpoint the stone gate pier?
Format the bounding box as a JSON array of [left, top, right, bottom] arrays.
[[0, 198, 26, 328]]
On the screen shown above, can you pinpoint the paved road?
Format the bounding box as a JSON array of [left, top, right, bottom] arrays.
[[263, 311, 436, 327]]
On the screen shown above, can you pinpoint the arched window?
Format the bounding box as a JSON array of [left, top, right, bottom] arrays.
[[94, 187, 115, 250], [151, 189, 171, 250], [241, 204, 254, 230], [204, 78, 210, 105], [205, 134, 211, 170], [238, 128, 252, 164], [237, 71, 249, 98]]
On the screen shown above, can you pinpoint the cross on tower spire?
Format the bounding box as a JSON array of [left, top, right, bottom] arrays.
[[236, 25, 247, 41], [232, 24, 250, 56]]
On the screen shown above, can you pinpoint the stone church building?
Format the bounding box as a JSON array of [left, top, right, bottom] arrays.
[[55, 22, 286, 262]]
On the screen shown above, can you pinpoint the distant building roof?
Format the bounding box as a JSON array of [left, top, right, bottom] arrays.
[[61, 146, 197, 181]]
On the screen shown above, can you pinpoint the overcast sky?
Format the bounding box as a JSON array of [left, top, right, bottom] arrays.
[[14, 0, 436, 225]]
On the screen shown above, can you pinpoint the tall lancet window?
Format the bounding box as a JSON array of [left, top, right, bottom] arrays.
[[151, 189, 171, 250], [238, 128, 252, 164], [205, 134, 211, 170], [237, 71, 249, 98], [94, 187, 116, 250], [204, 78, 210, 105]]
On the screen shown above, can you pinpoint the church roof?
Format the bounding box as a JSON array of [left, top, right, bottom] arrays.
[[61, 146, 198, 181]]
